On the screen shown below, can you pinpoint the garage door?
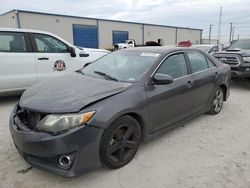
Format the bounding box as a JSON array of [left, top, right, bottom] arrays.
[[73, 25, 98, 48], [112, 31, 129, 45]]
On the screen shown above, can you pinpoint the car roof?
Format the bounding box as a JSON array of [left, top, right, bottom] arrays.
[[0, 27, 74, 47], [121, 46, 203, 55], [0, 27, 56, 35]]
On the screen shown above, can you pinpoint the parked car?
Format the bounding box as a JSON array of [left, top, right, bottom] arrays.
[[213, 39, 250, 78], [114, 39, 160, 50], [192, 44, 219, 54], [10, 47, 231, 177], [0, 28, 110, 96], [177, 40, 192, 47]]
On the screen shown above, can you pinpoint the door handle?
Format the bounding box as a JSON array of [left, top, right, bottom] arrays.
[[186, 80, 193, 88], [38, 57, 49, 60], [215, 72, 218, 78]]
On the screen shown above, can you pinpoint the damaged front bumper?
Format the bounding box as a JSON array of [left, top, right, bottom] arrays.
[[9, 105, 104, 177]]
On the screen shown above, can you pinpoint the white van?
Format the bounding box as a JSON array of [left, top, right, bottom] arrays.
[[0, 28, 110, 96]]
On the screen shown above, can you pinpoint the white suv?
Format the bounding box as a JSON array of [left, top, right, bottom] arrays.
[[0, 28, 110, 96]]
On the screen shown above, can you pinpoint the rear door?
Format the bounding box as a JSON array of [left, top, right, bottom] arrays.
[[186, 51, 218, 113], [0, 31, 36, 92], [146, 52, 194, 133], [31, 33, 81, 82]]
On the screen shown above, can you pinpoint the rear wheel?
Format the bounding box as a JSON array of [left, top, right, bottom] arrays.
[[209, 87, 224, 115], [100, 116, 141, 169]]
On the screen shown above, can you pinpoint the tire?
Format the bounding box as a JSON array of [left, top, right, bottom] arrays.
[[100, 116, 141, 169], [208, 87, 224, 115]]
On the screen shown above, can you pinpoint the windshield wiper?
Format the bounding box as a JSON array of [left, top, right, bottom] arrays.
[[94, 71, 119, 81]]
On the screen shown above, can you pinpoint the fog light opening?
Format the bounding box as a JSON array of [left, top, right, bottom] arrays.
[[59, 156, 71, 167]]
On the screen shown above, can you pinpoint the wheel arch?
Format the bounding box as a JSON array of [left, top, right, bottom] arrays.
[[119, 112, 146, 141], [219, 84, 227, 101]]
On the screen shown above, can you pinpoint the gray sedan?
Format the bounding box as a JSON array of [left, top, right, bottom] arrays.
[[9, 47, 231, 177]]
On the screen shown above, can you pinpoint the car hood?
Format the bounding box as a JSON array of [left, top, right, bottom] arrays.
[[19, 73, 132, 113]]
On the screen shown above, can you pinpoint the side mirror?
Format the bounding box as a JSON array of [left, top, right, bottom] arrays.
[[67, 46, 76, 57], [152, 73, 173, 85]]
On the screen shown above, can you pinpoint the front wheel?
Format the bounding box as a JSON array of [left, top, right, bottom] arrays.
[[100, 116, 141, 169], [209, 87, 224, 115]]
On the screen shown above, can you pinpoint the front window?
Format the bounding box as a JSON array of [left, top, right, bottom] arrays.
[[227, 39, 250, 50], [81, 50, 161, 82], [33, 33, 68, 53], [156, 53, 188, 79]]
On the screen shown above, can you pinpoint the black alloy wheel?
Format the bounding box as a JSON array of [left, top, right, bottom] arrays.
[[209, 87, 224, 115], [100, 116, 141, 169]]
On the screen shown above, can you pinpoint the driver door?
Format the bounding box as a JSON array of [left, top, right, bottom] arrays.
[[146, 52, 194, 133], [31, 33, 81, 82]]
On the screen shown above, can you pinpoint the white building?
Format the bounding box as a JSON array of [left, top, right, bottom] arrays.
[[0, 10, 202, 49]]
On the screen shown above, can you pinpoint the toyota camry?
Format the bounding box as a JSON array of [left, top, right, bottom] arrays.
[[9, 47, 231, 177]]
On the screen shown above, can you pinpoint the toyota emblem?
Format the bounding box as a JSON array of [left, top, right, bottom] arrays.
[[220, 58, 227, 63]]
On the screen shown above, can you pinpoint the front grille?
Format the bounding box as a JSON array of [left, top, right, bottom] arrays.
[[215, 56, 240, 66], [15, 105, 47, 131]]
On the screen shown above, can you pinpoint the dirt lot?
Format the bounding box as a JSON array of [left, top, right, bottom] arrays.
[[0, 81, 250, 188]]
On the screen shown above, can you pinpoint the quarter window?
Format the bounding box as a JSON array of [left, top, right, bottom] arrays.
[[33, 33, 68, 53], [156, 53, 188, 79], [0, 32, 26, 52], [187, 52, 209, 73]]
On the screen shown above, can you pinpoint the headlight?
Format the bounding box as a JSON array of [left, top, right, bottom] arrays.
[[36, 111, 96, 133], [242, 57, 250, 63]]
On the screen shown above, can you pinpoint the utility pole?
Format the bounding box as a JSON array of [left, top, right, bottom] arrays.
[[232, 26, 236, 41], [238, 34, 240, 40], [229, 22, 233, 43], [209, 24, 213, 44], [217, 6, 222, 45]]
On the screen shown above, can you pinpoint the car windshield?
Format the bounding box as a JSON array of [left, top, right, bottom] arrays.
[[227, 39, 250, 50], [192, 46, 210, 52], [80, 50, 161, 82]]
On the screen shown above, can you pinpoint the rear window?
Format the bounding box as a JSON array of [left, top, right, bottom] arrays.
[[0, 32, 27, 52]]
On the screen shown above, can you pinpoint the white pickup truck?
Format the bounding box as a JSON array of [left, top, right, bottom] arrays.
[[114, 39, 136, 50], [114, 39, 161, 50], [0, 28, 110, 96]]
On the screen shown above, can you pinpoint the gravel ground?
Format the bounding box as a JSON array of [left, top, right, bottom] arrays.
[[0, 80, 250, 188]]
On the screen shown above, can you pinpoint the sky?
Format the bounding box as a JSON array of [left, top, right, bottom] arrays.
[[1, 0, 250, 43]]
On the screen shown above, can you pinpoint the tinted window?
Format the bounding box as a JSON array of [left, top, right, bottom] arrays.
[[157, 53, 188, 79], [33, 33, 68, 53], [188, 52, 208, 73], [0, 32, 26, 52]]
